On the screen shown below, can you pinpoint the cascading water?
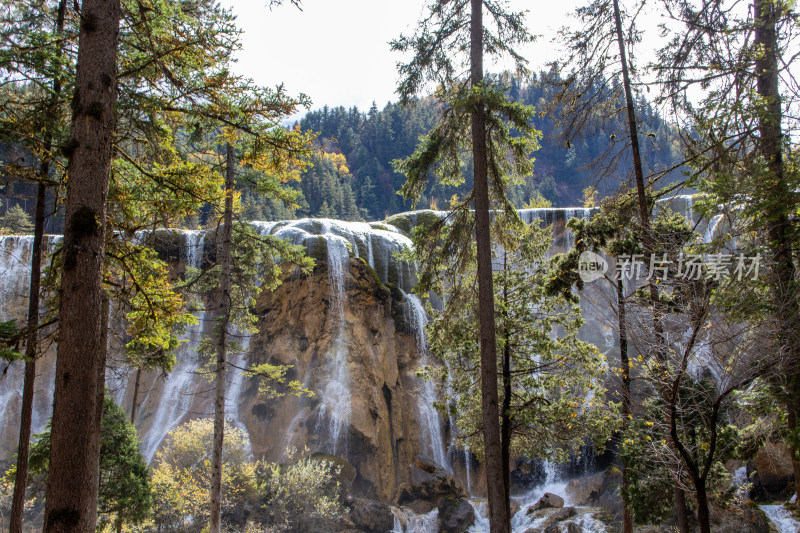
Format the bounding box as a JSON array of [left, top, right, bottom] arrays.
[[464, 462, 608, 533], [0, 235, 61, 449], [392, 507, 439, 533], [0, 235, 33, 320], [315, 230, 353, 455], [139, 231, 207, 462], [251, 218, 426, 458], [518, 207, 595, 253], [251, 218, 417, 292], [0, 236, 34, 440], [761, 504, 800, 533], [405, 294, 449, 469]]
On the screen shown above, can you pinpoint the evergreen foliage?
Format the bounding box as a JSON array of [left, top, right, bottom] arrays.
[[0, 206, 33, 235], [5, 395, 152, 531], [425, 221, 617, 460]]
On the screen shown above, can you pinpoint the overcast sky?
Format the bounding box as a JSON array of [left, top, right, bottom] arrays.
[[222, 0, 585, 113]]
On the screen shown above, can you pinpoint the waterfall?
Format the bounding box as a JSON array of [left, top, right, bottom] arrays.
[[139, 231, 207, 462], [0, 236, 34, 440], [0, 235, 33, 321], [405, 294, 449, 469], [761, 504, 800, 533], [517, 207, 595, 253], [0, 235, 61, 449], [391, 507, 439, 533], [251, 218, 417, 292], [315, 231, 353, 455], [251, 218, 425, 457]]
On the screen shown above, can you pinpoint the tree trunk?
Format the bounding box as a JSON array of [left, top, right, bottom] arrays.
[[753, 0, 800, 511], [9, 182, 47, 533], [209, 142, 235, 533], [694, 476, 711, 533], [789, 409, 800, 507], [611, 2, 688, 528], [616, 277, 633, 533], [501, 253, 511, 506], [470, 1, 509, 531], [97, 294, 110, 430], [130, 366, 142, 424], [674, 485, 689, 533], [11, 2, 67, 527], [43, 0, 120, 530]]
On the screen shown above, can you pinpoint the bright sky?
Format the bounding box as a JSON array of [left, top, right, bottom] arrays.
[[223, 0, 586, 113]]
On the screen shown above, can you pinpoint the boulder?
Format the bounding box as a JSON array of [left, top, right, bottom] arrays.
[[543, 506, 577, 526], [414, 454, 438, 474], [532, 492, 565, 511], [437, 497, 476, 533], [752, 440, 795, 498], [708, 501, 771, 533], [565, 467, 624, 521], [524, 507, 577, 533], [346, 497, 395, 533], [394, 462, 468, 514]]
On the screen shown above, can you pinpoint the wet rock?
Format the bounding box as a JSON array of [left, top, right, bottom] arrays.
[[524, 506, 577, 533], [346, 497, 395, 533], [544, 506, 577, 525], [751, 440, 795, 499], [242, 257, 436, 503], [437, 497, 475, 533], [414, 454, 438, 474], [532, 492, 565, 511], [394, 462, 468, 514], [708, 501, 771, 533], [565, 467, 624, 522]]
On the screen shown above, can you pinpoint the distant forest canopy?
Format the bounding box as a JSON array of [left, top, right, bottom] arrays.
[[1, 73, 684, 232]]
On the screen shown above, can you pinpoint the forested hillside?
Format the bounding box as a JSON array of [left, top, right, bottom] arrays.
[[243, 74, 683, 222], [2, 74, 683, 231]]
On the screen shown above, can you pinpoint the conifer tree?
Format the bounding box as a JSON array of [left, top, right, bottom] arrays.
[[42, 0, 121, 530], [656, 0, 800, 516], [392, 2, 536, 529], [555, 1, 691, 529], [426, 221, 615, 506]]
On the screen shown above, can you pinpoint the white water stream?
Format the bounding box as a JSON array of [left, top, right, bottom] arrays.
[[392, 463, 609, 533], [139, 231, 208, 462], [405, 294, 449, 469], [314, 230, 353, 455], [761, 504, 800, 532]]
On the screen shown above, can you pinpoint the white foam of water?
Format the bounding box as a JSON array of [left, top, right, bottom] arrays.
[[761, 504, 800, 533], [251, 218, 416, 292], [0, 236, 34, 438], [225, 329, 250, 439], [140, 231, 207, 462], [0, 235, 63, 448], [314, 233, 352, 455], [463, 462, 609, 533], [391, 507, 439, 533], [0, 236, 33, 322], [405, 294, 449, 470], [703, 214, 725, 244]]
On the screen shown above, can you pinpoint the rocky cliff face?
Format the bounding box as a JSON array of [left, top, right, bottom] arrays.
[[242, 258, 435, 501], [0, 198, 728, 507], [0, 218, 453, 505]]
